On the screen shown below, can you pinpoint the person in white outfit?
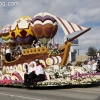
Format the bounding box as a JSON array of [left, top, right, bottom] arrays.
[[92, 60, 97, 71], [27, 59, 45, 86], [16, 43, 23, 52], [5, 45, 12, 61], [24, 64, 34, 86], [36, 41, 41, 48], [31, 40, 36, 48]]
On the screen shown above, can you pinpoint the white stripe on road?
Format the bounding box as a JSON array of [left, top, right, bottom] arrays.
[[0, 92, 42, 100]]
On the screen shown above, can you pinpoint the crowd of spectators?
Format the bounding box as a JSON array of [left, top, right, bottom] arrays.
[[82, 56, 100, 72]]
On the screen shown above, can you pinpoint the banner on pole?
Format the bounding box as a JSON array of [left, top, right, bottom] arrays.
[[67, 38, 78, 46]]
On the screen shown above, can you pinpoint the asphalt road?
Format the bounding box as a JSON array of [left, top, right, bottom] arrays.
[[0, 86, 100, 100]]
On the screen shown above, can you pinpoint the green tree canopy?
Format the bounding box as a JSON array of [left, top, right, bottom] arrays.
[[73, 49, 77, 54], [86, 46, 97, 56]]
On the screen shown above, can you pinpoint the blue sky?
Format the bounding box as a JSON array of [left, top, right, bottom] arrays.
[[0, 0, 100, 55]]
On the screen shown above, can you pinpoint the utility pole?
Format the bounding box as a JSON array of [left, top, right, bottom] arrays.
[[78, 49, 79, 55]]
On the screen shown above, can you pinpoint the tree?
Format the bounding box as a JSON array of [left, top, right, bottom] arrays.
[[86, 46, 97, 56], [73, 49, 77, 54]]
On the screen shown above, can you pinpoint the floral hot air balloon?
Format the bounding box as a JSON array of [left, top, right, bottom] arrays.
[[1, 24, 14, 44], [10, 16, 37, 44], [31, 13, 58, 45]]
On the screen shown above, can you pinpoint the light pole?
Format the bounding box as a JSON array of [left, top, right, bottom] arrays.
[[78, 49, 79, 55]]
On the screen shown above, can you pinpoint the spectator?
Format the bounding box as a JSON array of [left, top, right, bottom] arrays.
[[31, 40, 36, 48], [96, 60, 100, 72], [36, 41, 41, 48], [16, 43, 23, 51], [91, 60, 97, 71], [11, 48, 16, 60], [17, 46, 22, 55], [5, 45, 12, 61]]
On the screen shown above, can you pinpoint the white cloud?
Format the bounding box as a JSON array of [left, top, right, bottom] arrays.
[[73, 26, 100, 55]]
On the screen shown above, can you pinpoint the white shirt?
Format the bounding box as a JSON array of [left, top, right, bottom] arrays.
[[83, 65, 91, 71], [28, 67, 34, 74], [92, 62, 97, 71], [36, 45, 39, 48], [33, 65, 44, 75], [97, 53, 99, 57], [6, 48, 11, 54]]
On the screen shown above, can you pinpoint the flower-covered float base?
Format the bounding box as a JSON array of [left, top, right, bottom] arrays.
[[0, 65, 100, 87]]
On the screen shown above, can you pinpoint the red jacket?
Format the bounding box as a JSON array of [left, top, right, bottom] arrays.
[[40, 63, 45, 68]]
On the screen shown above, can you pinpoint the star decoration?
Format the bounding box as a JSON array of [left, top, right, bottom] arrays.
[[25, 25, 33, 37], [13, 25, 22, 37]]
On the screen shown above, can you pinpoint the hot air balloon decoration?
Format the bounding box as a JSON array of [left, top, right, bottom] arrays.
[[31, 14, 58, 45], [10, 16, 37, 44], [1, 24, 14, 44]]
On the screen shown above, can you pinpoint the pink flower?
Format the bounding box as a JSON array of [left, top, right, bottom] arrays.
[[5, 80, 11, 85]]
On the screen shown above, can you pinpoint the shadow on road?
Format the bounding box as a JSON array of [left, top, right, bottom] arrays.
[[26, 83, 100, 90], [0, 82, 100, 90]]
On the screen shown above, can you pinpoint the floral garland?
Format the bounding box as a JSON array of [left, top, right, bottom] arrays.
[[50, 48, 60, 55], [0, 66, 100, 87]]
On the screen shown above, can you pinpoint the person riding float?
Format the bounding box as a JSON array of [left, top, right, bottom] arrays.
[[24, 59, 45, 87]]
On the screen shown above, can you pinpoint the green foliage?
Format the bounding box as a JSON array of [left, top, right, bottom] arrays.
[[50, 48, 60, 55], [86, 46, 97, 56], [74, 49, 77, 54], [54, 72, 59, 78]]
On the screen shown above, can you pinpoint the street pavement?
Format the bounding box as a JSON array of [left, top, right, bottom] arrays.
[[0, 86, 100, 100]]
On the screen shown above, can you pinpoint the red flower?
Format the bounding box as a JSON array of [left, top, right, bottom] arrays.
[[5, 80, 11, 85]]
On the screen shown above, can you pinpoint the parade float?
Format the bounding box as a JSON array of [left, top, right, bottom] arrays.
[[0, 12, 100, 87]]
